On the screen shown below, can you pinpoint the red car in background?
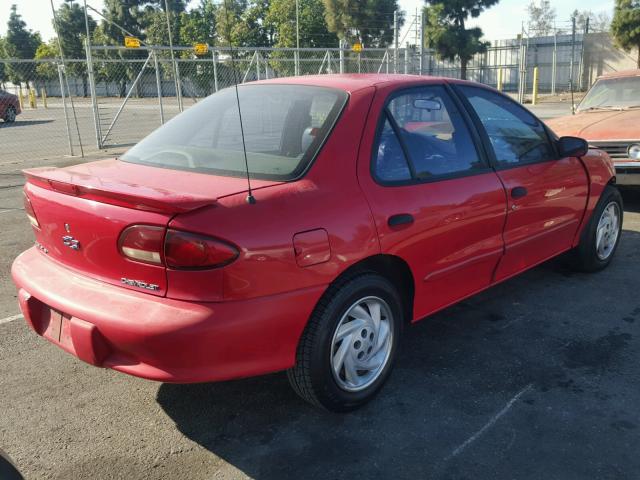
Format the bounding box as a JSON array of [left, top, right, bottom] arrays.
[[12, 75, 621, 411], [547, 69, 640, 186], [0, 89, 20, 123]]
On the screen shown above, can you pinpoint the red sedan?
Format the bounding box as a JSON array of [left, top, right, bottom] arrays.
[[0, 89, 21, 123], [12, 75, 622, 411]]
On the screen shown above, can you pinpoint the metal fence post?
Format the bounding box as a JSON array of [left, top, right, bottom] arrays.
[[57, 64, 75, 157], [84, 40, 102, 149], [404, 43, 409, 74], [339, 40, 345, 74], [551, 32, 557, 95], [419, 12, 424, 75], [153, 50, 165, 125], [394, 11, 399, 73], [212, 49, 219, 92]]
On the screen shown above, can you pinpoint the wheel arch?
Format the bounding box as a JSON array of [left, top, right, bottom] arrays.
[[328, 254, 415, 324]]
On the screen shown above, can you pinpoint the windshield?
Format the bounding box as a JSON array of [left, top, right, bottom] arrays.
[[578, 76, 640, 111], [121, 84, 347, 181]]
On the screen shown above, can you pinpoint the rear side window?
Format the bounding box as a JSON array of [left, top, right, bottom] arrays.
[[121, 85, 347, 181], [458, 85, 554, 167], [375, 117, 412, 182], [373, 85, 484, 183]]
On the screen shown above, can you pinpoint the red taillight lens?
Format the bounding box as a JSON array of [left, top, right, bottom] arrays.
[[23, 192, 39, 228], [118, 225, 165, 265], [164, 230, 239, 269]]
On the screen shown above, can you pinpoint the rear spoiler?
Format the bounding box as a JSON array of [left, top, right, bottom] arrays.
[[23, 167, 217, 214]]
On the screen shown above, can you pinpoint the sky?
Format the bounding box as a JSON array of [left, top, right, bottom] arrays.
[[0, 0, 615, 44]]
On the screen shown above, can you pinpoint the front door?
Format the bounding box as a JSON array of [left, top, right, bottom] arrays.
[[455, 85, 589, 281], [358, 83, 507, 320]]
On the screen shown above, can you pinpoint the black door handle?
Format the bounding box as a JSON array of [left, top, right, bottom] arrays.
[[511, 186, 528, 199], [388, 214, 414, 227]]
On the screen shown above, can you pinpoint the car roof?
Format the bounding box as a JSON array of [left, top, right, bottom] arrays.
[[251, 73, 458, 93], [598, 69, 640, 80]]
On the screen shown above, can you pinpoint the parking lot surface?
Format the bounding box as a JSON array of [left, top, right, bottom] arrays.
[[1, 109, 639, 480]]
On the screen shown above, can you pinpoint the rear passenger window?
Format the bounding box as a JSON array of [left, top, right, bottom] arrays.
[[458, 85, 554, 166], [374, 86, 484, 183], [374, 117, 412, 182]]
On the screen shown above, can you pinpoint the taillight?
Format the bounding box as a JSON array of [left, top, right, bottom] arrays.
[[164, 230, 239, 269], [23, 192, 39, 228], [118, 225, 165, 265]]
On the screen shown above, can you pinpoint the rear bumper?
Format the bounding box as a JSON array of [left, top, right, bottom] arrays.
[[615, 163, 640, 186], [11, 247, 324, 383]]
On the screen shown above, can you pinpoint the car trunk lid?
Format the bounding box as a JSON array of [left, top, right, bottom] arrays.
[[23, 159, 280, 297]]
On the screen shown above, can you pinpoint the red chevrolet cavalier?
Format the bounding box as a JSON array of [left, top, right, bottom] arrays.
[[12, 75, 622, 411]]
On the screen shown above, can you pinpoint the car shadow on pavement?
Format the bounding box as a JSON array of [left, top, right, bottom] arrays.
[[0, 120, 54, 128], [157, 196, 640, 480], [620, 188, 640, 213]]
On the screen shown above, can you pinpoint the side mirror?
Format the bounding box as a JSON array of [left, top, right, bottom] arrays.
[[557, 136, 588, 158]]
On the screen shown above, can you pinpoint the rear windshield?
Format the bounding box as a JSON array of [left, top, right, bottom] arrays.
[[121, 84, 347, 181]]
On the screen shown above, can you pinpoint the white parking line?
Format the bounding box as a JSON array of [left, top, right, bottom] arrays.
[[445, 383, 533, 460], [0, 314, 23, 325]]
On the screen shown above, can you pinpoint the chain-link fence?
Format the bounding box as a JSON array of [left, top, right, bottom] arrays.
[[0, 32, 620, 166]]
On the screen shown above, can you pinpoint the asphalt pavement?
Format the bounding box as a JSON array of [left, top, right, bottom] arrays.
[[1, 102, 639, 480]]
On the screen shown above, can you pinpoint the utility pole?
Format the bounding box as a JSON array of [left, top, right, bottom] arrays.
[[393, 10, 399, 74], [295, 0, 300, 76]]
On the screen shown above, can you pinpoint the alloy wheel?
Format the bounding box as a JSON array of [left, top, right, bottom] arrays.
[[595, 201, 620, 260], [330, 296, 394, 392]]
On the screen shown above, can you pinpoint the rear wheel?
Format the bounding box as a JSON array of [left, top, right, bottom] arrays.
[[568, 185, 623, 272], [287, 273, 403, 412], [4, 106, 16, 123]]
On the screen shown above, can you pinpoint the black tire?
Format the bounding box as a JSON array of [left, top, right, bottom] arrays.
[[287, 272, 403, 412], [4, 106, 17, 123], [568, 184, 623, 272]]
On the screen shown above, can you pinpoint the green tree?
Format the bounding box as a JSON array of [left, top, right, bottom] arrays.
[[216, 0, 272, 47], [3, 4, 41, 83], [216, 0, 246, 46], [100, 0, 145, 45], [237, 0, 273, 47], [323, 0, 400, 47], [423, 0, 498, 80], [55, 1, 96, 96], [267, 0, 337, 48], [612, 0, 640, 68], [34, 41, 59, 83], [0, 37, 7, 85], [180, 0, 218, 45]]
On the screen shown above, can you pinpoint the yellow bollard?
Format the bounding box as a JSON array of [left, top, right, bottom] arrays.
[[18, 86, 24, 110], [42, 88, 48, 108], [29, 88, 37, 108], [497, 68, 503, 91], [532, 66, 539, 105]]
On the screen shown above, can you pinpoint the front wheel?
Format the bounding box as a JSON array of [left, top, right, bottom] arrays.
[[4, 106, 16, 123], [287, 273, 403, 412], [568, 185, 623, 272]]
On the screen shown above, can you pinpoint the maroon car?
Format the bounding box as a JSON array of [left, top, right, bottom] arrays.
[[0, 89, 20, 123]]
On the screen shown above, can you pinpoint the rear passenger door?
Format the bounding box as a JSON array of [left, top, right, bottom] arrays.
[[358, 84, 508, 320], [455, 85, 589, 281]]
